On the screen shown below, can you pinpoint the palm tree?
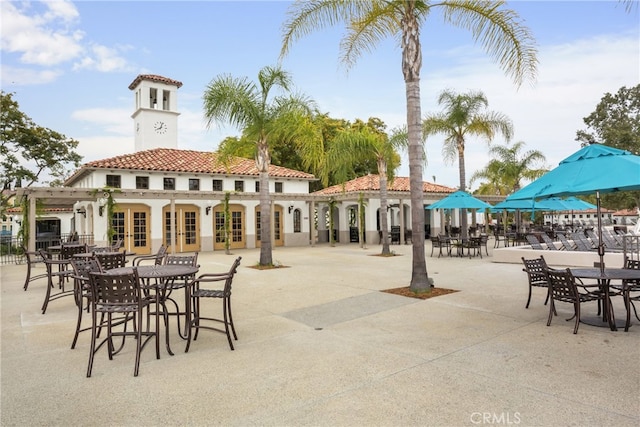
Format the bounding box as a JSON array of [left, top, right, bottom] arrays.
[[281, 0, 537, 292], [471, 140, 547, 195], [326, 122, 403, 255], [423, 89, 514, 239], [203, 65, 320, 266], [472, 140, 546, 234]]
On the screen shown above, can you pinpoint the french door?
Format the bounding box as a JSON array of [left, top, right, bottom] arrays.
[[163, 204, 200, 253], [213, 204, 245, 250], [112, 204, 151, 255]]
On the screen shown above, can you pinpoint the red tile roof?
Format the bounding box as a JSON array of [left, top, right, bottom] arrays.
[[313, 175, 455, 195], [128, 74, 183, 90], [613, 208, 639, 216], [67, 148, 315, 183]]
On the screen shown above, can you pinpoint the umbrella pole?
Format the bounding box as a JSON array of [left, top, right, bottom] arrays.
[[596, 190, 605, 272]]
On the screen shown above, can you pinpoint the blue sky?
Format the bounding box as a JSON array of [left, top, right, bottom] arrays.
[[1, 0, 638, 189]]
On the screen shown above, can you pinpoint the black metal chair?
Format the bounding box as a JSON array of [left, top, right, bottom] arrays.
[[390, 226, 401, 244], [157, 253, 199, 341], [22, 246, 48, 291], [87, 268, 159, 377], [132, 245, 167, 266], [478, 233, 490, 256], [544, 267, 604, 334], [40, 249, 79, 314], [186, 256, 241, 352], [612, 257, 640, 332], [430, 235, 450, 258], [94, 251, 127, 270], [521, 256, 550, 309], [69, 257, 104, 349]]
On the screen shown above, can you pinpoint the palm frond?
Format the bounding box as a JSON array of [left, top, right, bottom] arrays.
[[439, 0, 538, 87]]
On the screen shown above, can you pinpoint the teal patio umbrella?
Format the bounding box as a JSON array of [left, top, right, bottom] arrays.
[[427, 191, 492, 210], [507, 144, 640, 269], [427, 191, 492, 236]]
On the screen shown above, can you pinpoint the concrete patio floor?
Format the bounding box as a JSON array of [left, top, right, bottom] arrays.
[[1, 242, 639, 426]]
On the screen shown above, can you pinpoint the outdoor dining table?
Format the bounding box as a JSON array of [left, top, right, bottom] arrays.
[[450, 237, 482, 258], [106, 264, 200, 355], [569, 267, 640, 331]]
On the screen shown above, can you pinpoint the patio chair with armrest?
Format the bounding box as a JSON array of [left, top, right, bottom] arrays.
[[93, 251, 127, 270], [157, 253, 199, 340], [612, 256, 640, 332], [87, 268, 159, 377], [132, 245, 167, 266], [68, 257, 104, 349], [479, 233, 489, 256], [186, 256, 242, 352], [40, 248, 82, 314], [521, 256, 550, 308], [462, 237, 482, 259], [493, 228, 508, 248], [544, 267, 604, 334], [430, 235, 449, 258], [22, 246, 48, 291]]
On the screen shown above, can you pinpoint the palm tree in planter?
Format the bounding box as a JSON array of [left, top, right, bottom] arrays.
[[423, 89, 513, 240], [203, 65, 321, 266], [325, 122, 403, 255], [281, 0, 537, 292]]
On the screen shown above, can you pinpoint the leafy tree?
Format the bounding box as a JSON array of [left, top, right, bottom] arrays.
[[281, 0, 537, 292], [423, 89, 513, 239], [576, 84, 640, 209], [203, 66, 321, 266], [576, 85, 640, 154], [0, 91, 82, 210], [471, 140, 546, 195]]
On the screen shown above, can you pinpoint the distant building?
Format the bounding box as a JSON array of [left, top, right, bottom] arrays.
[[14, 74, 484, 253]]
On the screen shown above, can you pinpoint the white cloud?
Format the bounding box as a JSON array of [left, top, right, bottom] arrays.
[[73, 43, 134, 72], [0, 1, 83, 65], [0, 0, 133, 81], [71, 107, 131, 135], [414, 33, 639, 189], [0, 66, 62, 86]]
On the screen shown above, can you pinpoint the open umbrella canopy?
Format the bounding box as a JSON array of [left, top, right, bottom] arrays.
[[492, 196, 597, 212], [426, 191, 492, 210], [507, 144, 640, 200], [552, 196, 597, 211], [505, 144, 640, 270]]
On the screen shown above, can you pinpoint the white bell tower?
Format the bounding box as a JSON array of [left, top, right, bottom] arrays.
[[129, 74, 182, 152]]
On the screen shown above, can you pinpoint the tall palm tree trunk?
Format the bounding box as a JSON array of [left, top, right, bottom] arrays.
[[378, 160, 391, 255], [458, 145, 468, 240], [402, 4, 429, 292], [257, 141, 273, 266]]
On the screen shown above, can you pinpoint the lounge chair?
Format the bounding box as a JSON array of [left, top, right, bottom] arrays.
[[540, 233, 560, 250], [525, 234, 546, 250], [556, 233, 577, 251], [571, 232, 596, 251]]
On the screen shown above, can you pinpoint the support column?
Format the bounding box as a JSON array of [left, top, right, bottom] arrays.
[[399, 199, 405, 244], [309, 200, 316, 246]]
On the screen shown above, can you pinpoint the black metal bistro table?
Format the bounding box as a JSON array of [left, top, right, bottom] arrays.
[[106, 265, 199, 355], [569, 267, 640, 331]]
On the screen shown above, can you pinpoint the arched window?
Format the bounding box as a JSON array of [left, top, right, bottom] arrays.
[[293, 209, 302, 233]]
